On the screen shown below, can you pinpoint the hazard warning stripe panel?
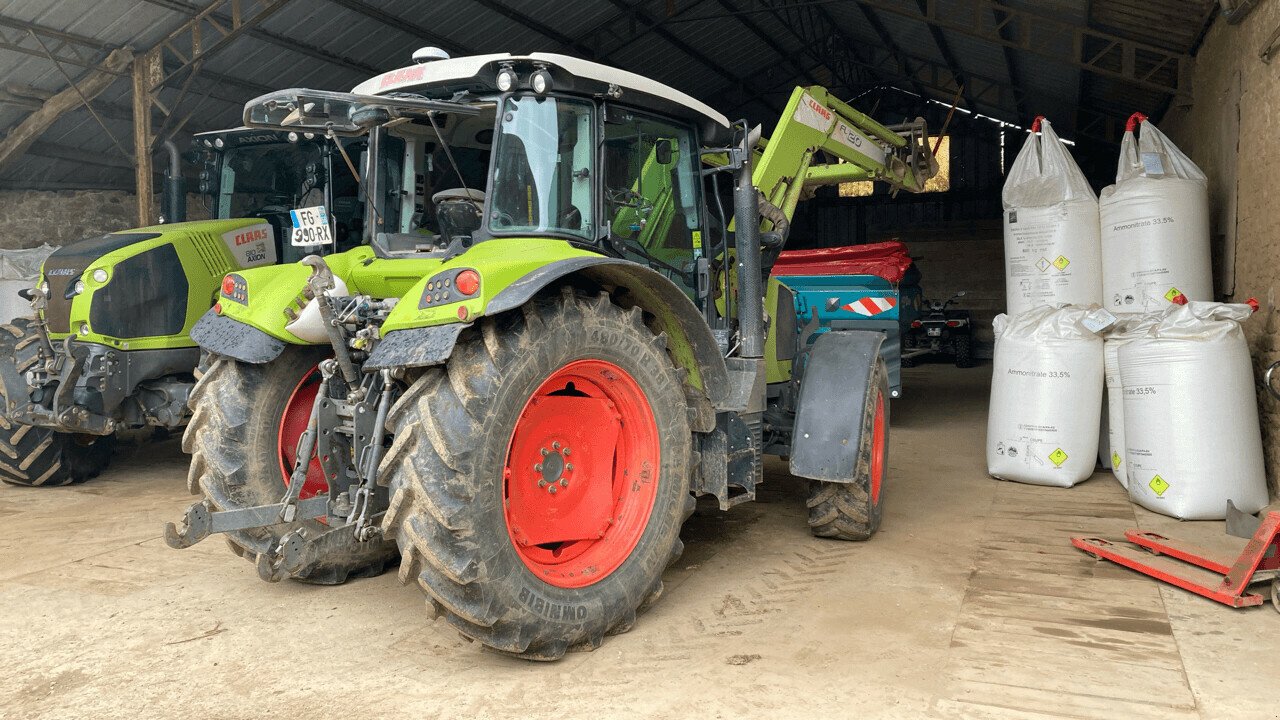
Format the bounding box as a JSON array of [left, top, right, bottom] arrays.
[[841, 296, 898, 316]]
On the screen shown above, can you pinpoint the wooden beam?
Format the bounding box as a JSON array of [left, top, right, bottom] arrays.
[[133, 49, 161, 226], [0, 46, 133, 171]]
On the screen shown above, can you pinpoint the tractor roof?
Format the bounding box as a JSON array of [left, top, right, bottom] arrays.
[[351, 53, 732, 142]]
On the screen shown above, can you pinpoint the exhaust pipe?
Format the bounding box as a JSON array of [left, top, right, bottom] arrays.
[[162, 140, 186, 223], [732, 124, 764, 359]]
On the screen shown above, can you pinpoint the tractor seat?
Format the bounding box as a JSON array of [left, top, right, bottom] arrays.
[[432, 188, 485, 205]]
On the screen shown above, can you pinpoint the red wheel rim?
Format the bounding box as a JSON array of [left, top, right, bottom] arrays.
[[503, 359, 660, 589], [870, 393, 885, 505], [278, 364, 329, 500]]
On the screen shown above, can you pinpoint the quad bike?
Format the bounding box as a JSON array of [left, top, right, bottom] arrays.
[[0, 129, 370, 486], [902, 291, 974, 368], [165, 50, 937, 658]]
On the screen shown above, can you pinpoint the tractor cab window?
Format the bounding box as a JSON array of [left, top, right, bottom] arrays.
[[215, 141, 322, 220], [602, 110, 702, 298], [488, 95, 594, 240]]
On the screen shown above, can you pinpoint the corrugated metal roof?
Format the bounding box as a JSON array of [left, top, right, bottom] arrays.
[[0, 0, 1219, 191]]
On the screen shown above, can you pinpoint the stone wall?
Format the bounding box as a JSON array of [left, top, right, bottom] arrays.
[[0, 190, 137, 249], [1162, 3, 1280, 497]]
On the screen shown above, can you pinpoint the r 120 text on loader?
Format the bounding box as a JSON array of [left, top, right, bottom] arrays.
[[165, 50, 935, 659]]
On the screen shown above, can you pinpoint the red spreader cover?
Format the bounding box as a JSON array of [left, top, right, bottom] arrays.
[[771, 241, 914, 283]]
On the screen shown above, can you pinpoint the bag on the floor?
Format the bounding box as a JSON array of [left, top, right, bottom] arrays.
[[1103, 315, 1161, 489], [1001, 118, 1102, 315], [1118, 302, 1268, 519], [987, 305, 1112, 487], [1100, 115, 1212, 315]]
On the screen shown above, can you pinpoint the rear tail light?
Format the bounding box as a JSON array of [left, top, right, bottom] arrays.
[[910, 320, 922, 328], [946, 320, 962, 327], [221, 275, 236, 296], [455, 269, 480, 296]]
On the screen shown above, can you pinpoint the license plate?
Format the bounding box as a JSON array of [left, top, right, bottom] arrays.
[[927, 327, 942, 337], [289, 206, 333, 246]]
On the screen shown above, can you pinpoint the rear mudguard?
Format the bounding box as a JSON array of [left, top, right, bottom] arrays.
[[789, 329, 885, 483], [369, 257, 731, 407]]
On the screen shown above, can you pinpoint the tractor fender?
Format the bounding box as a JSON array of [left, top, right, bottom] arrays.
[[489, 257, 730, 407], [789, 329, 885, 483], [367, 257, 729, 406], [190, 310, 287, 364]]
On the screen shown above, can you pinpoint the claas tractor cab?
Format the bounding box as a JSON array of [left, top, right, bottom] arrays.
[[0, 127, 371, 487], [165, 51, 935, 659]]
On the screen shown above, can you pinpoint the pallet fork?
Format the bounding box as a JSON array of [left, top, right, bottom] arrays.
[[1072, 505, 1280, 612]]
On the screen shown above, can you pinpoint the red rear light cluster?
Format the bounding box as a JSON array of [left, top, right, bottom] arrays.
[[946, 320, 962, 328], [221, 275, 236, 295], [455, 269, 480, 296], [910, 320, 922, 328]]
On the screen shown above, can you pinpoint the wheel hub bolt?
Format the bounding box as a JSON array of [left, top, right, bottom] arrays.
[[541, 448, 549, 456], [552, 441, 561, 450], [559, 479, 568, 488], [548, 486, 557, 495]]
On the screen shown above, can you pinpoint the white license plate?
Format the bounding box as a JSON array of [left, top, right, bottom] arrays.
[[289, 205, 333, 246], [927, 327, 942, 337]]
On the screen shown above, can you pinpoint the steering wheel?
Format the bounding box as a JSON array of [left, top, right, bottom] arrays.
[[607, 188, 653, 214], [489, 209, 519, 228]]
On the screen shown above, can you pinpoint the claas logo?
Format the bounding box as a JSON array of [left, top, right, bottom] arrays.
[[233, 228, 269, 246], [806, 97, 832, 122]]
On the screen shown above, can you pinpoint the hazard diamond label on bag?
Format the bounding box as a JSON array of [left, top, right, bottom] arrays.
[[1164, 287, 1184, 302], [1048, 448, 1068, 467], [1111, 451, 1122, 470], [1036, 257, 1051, 272], [1053, 255, 1071, 271], [841, 296, 898, 317], [1149, 474, 1170, 497]]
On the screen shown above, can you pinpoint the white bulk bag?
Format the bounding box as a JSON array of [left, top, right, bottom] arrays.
[[1100, 115, 1212, 315], [1102, 315, 1160, 489], [987, 305, 1111, 487], [1002, 118, 1102, 315], [1119, 302, 1267, 519]]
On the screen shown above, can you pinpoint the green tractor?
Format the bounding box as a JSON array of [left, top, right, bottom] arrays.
[[165, 52, 936, 658], [0, 127, 374, 487]]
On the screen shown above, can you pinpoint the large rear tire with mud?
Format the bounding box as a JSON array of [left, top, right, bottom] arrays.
[[0, 319, 115, 487], [806, 358, 888, 541], [380, 289, 694, 660], [183, 346, 396, 583]]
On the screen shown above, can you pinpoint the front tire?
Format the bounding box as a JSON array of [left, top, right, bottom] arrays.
[[806, 358, 888, 541], [380, 290, 693, 660], [182, 346, 396, 583], [0, 422, 115, 487], [0, 319, 115, 487]]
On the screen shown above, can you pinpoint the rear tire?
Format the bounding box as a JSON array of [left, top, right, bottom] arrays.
[[806, 358, 887, 541], [381, 289, 693, 660], [953, 334, 974, 368], [182, 347, 396, 584], [0, 319, 115, 487]]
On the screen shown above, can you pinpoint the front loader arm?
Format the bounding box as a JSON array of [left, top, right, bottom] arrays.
[[753, 86, 937, 228]]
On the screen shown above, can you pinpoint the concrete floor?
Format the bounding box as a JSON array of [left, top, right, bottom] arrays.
[[0, 364, 1276, 720]]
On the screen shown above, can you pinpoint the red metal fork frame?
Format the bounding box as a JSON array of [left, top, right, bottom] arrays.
[[1071, 512, 1280, 609]]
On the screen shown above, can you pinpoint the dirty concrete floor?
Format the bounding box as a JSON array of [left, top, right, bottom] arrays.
[[0, 364, 1276, 720]]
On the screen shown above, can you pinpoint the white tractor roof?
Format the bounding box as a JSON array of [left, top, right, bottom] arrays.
[[351, 52, 731, 133]]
